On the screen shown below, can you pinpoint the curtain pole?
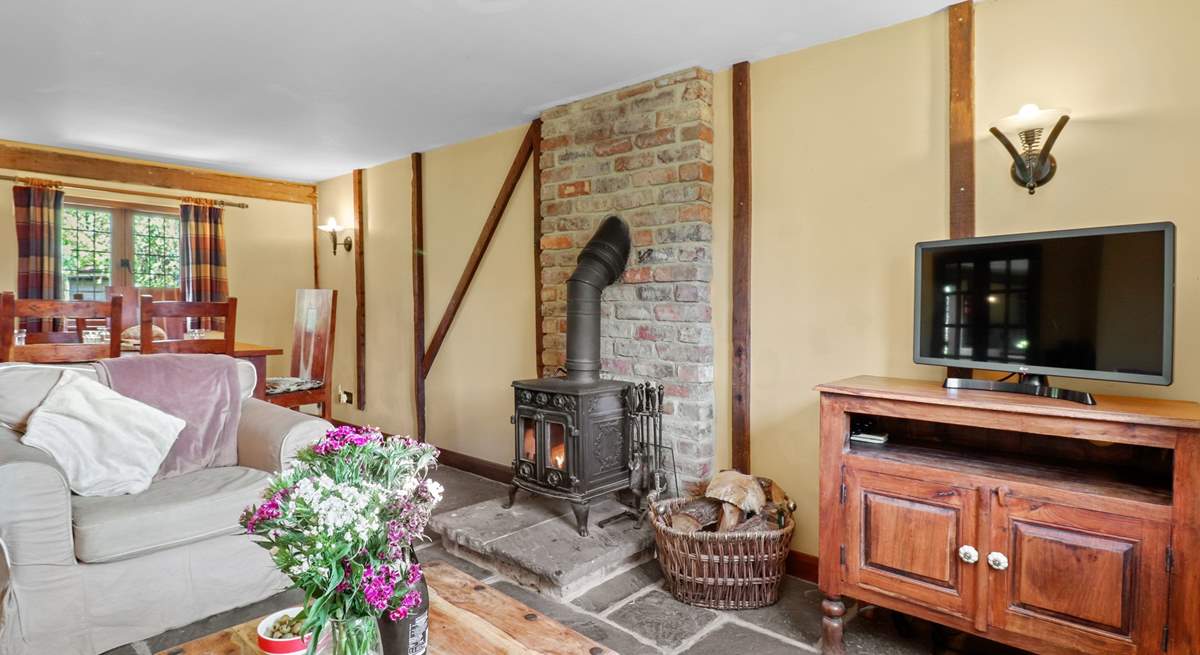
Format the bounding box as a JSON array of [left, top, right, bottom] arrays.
[[0, 174, 249, 209]]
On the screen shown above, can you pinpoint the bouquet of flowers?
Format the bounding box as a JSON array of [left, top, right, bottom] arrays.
[[241, 425, 442, 654]]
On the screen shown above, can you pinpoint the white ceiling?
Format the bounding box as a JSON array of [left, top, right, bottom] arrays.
[[0, 0, 951, 183]]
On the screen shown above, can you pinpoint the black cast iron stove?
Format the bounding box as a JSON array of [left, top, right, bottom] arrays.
[[505, 216, 634, 536]]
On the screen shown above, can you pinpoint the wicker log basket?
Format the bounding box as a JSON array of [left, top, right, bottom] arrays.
[[651, 496, 795, 610]]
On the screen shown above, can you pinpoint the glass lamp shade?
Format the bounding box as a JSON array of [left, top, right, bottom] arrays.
[[317, 217, 341, 233], [995, 104, 1071, 134]]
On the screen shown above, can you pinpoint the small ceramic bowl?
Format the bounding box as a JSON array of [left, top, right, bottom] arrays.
[[256, 607, 311, 655]]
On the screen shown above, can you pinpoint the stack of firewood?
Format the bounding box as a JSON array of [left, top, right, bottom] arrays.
[[665, 470, 796, 534]]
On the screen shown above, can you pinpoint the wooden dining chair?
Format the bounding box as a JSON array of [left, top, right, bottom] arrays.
[[0, 292, 123, 363], [265, 289, 337, 419], [138, 295, 237, 355], [107, 286, 185, 339]]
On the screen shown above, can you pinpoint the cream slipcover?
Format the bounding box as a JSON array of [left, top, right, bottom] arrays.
[[0, 360, 331, 655]]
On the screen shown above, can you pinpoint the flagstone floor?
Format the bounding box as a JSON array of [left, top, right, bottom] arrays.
[[104, 466, 1030, 655]]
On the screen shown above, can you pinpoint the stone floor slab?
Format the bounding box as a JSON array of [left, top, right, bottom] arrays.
[[492, 581, 661, 655], [416, 537, 496, 581], [430, 466, 506, 514], [688, 622, 806, 655], [572, 558, 663, 613], [735, 575, 824, 647], [607, 589, 718, 650]]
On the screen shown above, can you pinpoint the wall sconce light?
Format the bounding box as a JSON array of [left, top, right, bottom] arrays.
[[317, 217, 353, 256], [990, 104, 1071, 195]]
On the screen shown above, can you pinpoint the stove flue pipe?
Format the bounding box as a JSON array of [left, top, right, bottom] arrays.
[[565, 215, 631, 383]]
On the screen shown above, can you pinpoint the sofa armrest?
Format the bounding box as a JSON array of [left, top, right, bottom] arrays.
[[0, 427, 76, 567], [236, 398, 331, 473]]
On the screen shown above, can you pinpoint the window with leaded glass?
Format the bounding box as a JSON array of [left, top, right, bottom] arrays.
[[58, 200, 182, 297], [132, 212, 181, 288], [61, 206, 114, 300]]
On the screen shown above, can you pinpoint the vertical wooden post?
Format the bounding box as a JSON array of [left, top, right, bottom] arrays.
[[412, 154, 426, 441], [947, 1, 975, 381], [353, 168, 367, 410], [731, 61, 753, 474], [948, 0, 975, 239], [532, 118, 545, 376], [311, 201, 320, 288]]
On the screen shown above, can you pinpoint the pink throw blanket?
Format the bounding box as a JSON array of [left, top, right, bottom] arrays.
[[97, 354, 242, 480]]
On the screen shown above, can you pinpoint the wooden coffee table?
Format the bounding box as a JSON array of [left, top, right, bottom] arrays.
[[156, 561, 614, 655]]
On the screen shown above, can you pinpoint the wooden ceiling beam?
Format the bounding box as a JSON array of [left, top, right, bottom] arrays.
[[0, 140, 316, 205]]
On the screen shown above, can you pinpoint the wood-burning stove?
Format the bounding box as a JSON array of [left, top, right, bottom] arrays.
[[504, 215, 635, 536], [506, 377, 631, 536]]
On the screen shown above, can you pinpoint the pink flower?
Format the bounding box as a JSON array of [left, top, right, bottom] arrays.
[[361, 564, 401, 611], [386, 588, 423, 622], [313, 425, 383, 455]]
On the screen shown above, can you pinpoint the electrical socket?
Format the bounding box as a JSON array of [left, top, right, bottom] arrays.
[[337, 385, 353, 405]]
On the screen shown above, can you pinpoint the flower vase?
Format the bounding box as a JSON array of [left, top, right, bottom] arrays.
[[378, 554, 430, 655], [329, 616, 383, 655]]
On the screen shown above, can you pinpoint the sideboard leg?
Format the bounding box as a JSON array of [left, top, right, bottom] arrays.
[[821, 595, 847, 655]]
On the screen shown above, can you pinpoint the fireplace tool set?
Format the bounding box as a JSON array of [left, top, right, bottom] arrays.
[[598, 381, 679, 530]]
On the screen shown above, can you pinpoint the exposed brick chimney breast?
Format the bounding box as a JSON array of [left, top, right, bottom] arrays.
[[539, 67, 715, 483]]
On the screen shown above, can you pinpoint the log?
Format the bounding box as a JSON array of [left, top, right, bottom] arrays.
[[730, 514, 771, 533], [670, 498, 722, 533], [717, 503, 744, 532], [706, 469, 766, 513], [757, 476, 797, 515]]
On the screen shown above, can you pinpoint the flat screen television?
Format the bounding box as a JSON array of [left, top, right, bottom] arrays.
[[914, 222, 1175, 402]]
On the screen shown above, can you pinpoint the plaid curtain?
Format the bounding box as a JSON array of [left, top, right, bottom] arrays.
[[14, 183, 65, 331], [180, 200, 228, 330]]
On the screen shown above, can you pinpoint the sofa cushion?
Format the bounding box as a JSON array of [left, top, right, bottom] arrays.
[[22, 370, 185, 497], [0, 360, 257, 433], [71, 465, 269, 563], [0, 363, 99, 432]]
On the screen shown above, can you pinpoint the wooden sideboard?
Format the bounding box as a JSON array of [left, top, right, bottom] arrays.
[[816, 376, 1200, 655]]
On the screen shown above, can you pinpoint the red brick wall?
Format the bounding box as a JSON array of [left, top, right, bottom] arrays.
[[538, 67, 715, 482]]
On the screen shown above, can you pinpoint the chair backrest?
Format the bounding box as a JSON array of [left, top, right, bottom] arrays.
[[107, 286, 184, 338], [0, 292, 123, 363], [139, 295, 237, 355], [290, 289, 337, 383]]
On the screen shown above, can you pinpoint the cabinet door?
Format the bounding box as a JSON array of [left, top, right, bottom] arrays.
[[845, 467, 980, 621], [989, 492, 1171, 655]]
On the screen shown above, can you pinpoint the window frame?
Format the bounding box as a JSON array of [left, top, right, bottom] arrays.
[[61, 197, 183, 295]]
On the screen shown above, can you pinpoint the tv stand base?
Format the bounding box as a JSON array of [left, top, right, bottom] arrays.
[[944, 375, 1096, 405]]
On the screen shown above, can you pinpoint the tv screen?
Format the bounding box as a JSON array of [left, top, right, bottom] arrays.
[[914, 223, 1175, 385]]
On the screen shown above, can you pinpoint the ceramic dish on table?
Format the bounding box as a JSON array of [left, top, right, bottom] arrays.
[[256, 607, 311, 655]]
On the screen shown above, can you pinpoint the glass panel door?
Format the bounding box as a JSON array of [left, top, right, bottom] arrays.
[[520, 417, 537, 462], [547, 422, 566, 471]]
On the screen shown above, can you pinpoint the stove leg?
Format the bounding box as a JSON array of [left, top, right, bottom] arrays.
[[571, 502, 590, 537], [501, 483, 519, 509]]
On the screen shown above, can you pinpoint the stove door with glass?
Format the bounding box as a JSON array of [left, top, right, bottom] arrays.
[[513, 402, 576, 495]]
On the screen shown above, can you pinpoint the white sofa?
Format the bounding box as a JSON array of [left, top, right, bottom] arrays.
[[0, 360, 331, 655]]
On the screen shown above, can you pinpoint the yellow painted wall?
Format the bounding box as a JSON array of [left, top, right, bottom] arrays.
[[0, 169, 313, 377], [316, 125, 536, 461]]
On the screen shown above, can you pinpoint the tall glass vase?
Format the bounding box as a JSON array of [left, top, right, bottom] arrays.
[[328, 616, 383, 655]]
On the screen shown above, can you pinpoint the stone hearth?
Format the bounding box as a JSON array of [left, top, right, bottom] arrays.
[[428, 494, 653, 599]]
